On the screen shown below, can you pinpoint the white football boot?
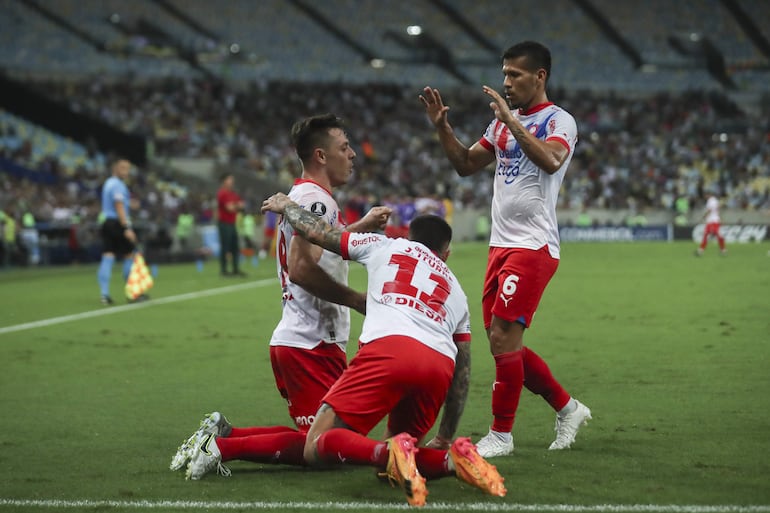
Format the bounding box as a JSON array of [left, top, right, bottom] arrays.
[[548, 400, 592, 450], [170, 412, 232, 471]]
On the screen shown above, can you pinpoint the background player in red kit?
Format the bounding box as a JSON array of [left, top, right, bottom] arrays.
[[421, 41, 591, 457], [216, 172, 246, 277], [695, 195, 727, 256]]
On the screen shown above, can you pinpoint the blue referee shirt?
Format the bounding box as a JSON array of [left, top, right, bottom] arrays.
[[101, 176, 130, 222]]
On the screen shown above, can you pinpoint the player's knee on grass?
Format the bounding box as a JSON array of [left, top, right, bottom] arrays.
[[302, 404, 339, 465]]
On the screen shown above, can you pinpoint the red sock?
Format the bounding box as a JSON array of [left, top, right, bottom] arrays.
[[217, 431, 306, 465], [316, 428, 388, 467], [522, 346, 571, 411], [490, 350, 524, 433], [415, 447, 451, 480], [228, 425, 297, 438]]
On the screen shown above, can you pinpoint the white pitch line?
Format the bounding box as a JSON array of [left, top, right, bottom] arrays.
[[0, 500, 768, 512], [0, 278, 276, 336]]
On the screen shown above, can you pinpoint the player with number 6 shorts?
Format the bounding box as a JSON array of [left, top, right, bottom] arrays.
[[421, 40, 592, 457]]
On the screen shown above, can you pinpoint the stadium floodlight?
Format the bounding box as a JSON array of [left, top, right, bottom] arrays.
[[406, 25, 422, 36]]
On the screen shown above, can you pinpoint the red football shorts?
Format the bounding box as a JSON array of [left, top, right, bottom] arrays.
[[322, 335, 454, 441], [270, 343, 347, 432], [482, 245, 559, 329], [704, 222, 721, 236]]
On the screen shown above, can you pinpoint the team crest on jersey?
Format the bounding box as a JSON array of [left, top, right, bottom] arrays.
[[528, 123, 539, 134], [309, 202, 327, 216]]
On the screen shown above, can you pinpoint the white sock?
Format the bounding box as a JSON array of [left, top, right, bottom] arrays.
[[489, 429, 512, 443], [558, 398, 578, 418]]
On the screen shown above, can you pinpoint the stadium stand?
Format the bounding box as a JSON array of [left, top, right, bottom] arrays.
[[0, 0, 768, 264]]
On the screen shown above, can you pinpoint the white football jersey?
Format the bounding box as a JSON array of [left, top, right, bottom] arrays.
[[269, 179, 350, 351], [705, 196, 720, 223], [340, 232, 471, 361], [479, 102, 578, 259]]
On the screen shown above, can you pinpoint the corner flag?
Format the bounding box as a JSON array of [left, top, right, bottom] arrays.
[[125, 252, 154, 300]]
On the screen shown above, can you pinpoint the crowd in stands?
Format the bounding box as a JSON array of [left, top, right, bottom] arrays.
[[2, 79, 770, 257], [38, 78, 770, 209]]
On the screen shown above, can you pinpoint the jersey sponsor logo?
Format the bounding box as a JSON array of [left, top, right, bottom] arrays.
[[350, 235, 379, 247], [393, 296, 445, 323], [309, 202, 327, 216], [498, 147, 522, 160], [496, 116, 552, 185], [499, 293, 513, 307], [497, 163, 520, 184]]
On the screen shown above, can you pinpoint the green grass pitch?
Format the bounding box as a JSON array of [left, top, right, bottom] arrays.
[[1, 241, 769, 512]]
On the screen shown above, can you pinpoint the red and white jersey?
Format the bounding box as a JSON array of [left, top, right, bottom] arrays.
[[705, 196, 721, 223], [479, 102, 578, 259], [270, 179, 349, 351], [340, 232, 471, 361]]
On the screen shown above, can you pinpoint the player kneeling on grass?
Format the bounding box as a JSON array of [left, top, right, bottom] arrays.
[[245, 193, 502, 506], [180, 195, 506, 506]]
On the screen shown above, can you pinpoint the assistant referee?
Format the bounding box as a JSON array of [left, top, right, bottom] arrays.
[[97, 158, 137, 304]]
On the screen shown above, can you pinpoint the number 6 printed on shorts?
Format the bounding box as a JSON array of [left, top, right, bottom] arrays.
[[499, 274, 519, 306]]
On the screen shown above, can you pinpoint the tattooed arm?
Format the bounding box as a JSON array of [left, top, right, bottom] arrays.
[[262, 192, 366, 313], [262, 193, 344, 256], [425, 340, 471, 449]]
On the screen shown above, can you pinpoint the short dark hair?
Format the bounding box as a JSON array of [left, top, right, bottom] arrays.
[[110, 157, 130, 169], [408, 215, 452, 253], [502, 41, 552, 82], [290, 114, 346, 163]]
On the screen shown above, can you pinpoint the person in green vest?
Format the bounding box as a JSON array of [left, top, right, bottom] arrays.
[[22, 211, 35, 228], [675, 195, 690, 217], [674, 195, 690, 227], [575, 207, 592, 227], [241, 211, 258, 267], [625, 209, 648, 227], [175, 207, 195, 251], [475, 214, 490, 241], [2, 209, 17, 268], [0, 209, 7, 268]]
